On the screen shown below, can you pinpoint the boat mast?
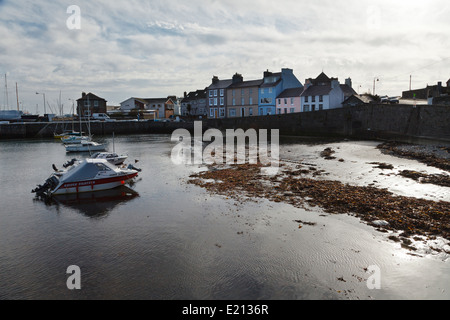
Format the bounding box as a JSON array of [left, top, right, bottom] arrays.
[[16, 82, 19, 111], [4, 74, 9, 110]]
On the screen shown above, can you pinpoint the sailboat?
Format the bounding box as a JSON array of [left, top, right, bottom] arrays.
[[65, 95, 106, 153], [0, 74, 23, 121]]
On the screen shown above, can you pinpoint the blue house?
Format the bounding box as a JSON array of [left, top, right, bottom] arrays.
[[258, 68, 303, 115]]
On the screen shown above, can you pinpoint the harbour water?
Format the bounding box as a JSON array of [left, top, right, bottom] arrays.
[[0, 134, 449, 300]]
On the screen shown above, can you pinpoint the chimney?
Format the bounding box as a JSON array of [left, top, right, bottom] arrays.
[[331, 79, 340, 89], [263, 69, 272, 78], [82, 92, 86, 98], [345, 78, 352, 88], [212, 76, 219, 84], [184, 91, 187, 98], [232, 72, 243, 84]]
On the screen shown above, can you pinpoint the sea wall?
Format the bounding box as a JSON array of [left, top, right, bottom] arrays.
[[0, 104, 449, 144], [205, 104, 450, 144]]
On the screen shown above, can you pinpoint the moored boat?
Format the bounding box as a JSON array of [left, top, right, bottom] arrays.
[[91, 152, 128, 165], [65, 140, 106, 152], [32, 158, 139, 197]]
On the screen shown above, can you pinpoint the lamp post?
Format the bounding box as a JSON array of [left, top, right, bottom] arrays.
[[373, 78, 379, 96], [36, 92, 46, 115]]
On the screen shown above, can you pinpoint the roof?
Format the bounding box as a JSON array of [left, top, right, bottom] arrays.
[[343, 94, 375, 105], [260, 77, 282, 88], [277, 87, 304, 98], [340, 84, 357, 96], [301, 85, 332, 97], [207, 79, 233, 90], [182, 90, 207, 103], [77, 92, 107, 101], [229, 79, 263, 89]]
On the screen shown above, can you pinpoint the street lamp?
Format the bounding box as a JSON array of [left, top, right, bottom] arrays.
[[36, 92, 46, 115], [373, 78, 379, 96]]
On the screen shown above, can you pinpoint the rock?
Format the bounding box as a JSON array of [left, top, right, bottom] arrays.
[[371, 220, 390, 227]]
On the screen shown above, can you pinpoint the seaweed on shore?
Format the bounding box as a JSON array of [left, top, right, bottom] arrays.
[[377, 142, 450, 172], [189, 163, 450, 241]]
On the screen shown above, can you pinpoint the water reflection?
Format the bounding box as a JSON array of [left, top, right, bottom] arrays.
[[45, 186, 139, 218]]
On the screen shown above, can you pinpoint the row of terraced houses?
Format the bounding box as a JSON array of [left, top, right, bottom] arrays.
[[181, 68, 357, 119]]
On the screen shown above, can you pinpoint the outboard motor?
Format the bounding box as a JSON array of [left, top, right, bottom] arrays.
[[63, 158, 77, 168], [32, 176, 60, 197], [127, 164, 142, 172]]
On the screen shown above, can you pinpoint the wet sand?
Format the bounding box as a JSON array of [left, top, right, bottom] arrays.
[[189, 140, 450, 259]]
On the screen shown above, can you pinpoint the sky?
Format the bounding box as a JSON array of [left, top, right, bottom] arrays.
[[0, 0, 449, 114]]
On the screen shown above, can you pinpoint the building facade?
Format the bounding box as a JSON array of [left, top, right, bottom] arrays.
[[181, 89, 207, 117], [226, 73, 262, 118], [206, 76, 233, 119], [77, 92, 107, 117], [276, 87, 304, 114], [301, 73, 356, 112], [258, 68, 303, 116]]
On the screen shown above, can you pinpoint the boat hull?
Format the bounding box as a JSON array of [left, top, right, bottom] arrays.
[[52, 172, 138, 195]]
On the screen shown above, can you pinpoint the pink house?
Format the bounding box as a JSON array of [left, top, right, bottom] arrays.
[[276, 87, 304, 114]]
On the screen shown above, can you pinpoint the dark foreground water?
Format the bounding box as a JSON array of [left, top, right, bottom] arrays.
[[0, 134, 449, 300]]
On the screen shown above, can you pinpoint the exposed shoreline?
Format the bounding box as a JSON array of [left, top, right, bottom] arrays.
[[188, 141, 450, 255]]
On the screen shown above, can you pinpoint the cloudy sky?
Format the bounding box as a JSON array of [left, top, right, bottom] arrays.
[[0, 0, 449, 114]]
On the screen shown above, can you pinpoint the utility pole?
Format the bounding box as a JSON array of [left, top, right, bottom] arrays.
[[410, 75, 412, 91]]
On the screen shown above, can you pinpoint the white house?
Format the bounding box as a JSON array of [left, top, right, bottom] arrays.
[[301, 73, 356, 112]]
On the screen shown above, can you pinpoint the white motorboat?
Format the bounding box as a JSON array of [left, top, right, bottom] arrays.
[[65, 140, 106, 152], [91, 152, 128, 165], [32, 158, 139, 197]]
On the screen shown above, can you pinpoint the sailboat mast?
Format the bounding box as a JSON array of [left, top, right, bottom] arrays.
[[16, 82, 19, 111], [4, 74, 9, 110]]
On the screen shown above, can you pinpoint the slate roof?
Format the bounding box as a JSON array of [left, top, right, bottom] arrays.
[[229, 79, 263, 88], [77, 92, 107, 102], [277, 87, 305, 98], [301, 85, 333, 97], [207, 79, 233, 90]]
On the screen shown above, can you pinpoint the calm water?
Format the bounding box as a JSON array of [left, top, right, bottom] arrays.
[[0, 134, 449, 300]]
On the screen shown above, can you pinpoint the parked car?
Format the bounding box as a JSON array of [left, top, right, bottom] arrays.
[[92, 113, 116, 121], [389, 97, 400, 104]]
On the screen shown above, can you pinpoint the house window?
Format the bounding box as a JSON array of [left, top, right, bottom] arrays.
[[304, 105, 310, 112], [214, 98, 218, 106], [249, 88, 253, 95], [249, 97, 253, 105], [249, 107, 253, 116], [94, 101, 99, 107], [305, 96, 309, 102], [214, 90, 218, 97], [209, 98, 214, 106], [291, 98, 294, 105], [319, 104, 323, 110], [210, 108, 215, 118], [241, 89, 244, 95], [229, 108, 236, 117], [261, 88, 265, 94], [277, 109, 281, 115], [220, 89, 224, 96], [84, 100, 90, 107], [269, 88, 272, 93], [284, 98, 287, 105], [284, 108, 288, 114], [209, 91, 213, 97], [220, 97, 224, 106], [219, 108, 225, 117], [312, 96, 316, 102], [278, 99, 281, 105], [232, 98, 236, 106], [319, 95, 323, 102], [232, 89, 235, 97], [241, 98, 245, 105], [290, 108, 295, 113]]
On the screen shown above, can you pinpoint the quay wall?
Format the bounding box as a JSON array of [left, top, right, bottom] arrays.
[[0, 104, 449, 144]]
